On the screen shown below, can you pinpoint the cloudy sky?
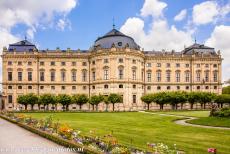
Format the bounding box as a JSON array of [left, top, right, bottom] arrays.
[[0, 0, 230, 86]]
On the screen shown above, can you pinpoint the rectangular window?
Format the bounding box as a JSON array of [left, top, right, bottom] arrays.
[[185, 64, 189, 68], [51, 86, 55, 90], [61, 62, 66, 66], [157, 71, 161, 82], [132, 59, 136, 64], [92, 71, 96, 81], [147, 72, 151, 82], [196, 64, 200, 68], [40, 61, 44, 66], [185, 72, 190, 82], [50, 61, 55, 66], [18, 72, 22, 81], [133, 95, 136, 103], [166, 71, 170, 82], [28, 86, 32, 89], [82, 62, 87, 66], [51, 71, 55, 81], [141, 71, 144, 81], [72, 62, 76, 66], [104, 59, 109, 63], [61, 86, 65, 90], [196, 72, 201, 82], [213, 72, 218, 82], [205, 64, 209, 68], [28, 72, 32, 81], [104, 70, 109, 80], [8, 95, 13, 104], [166, 63, 170, 68], [118, 58, 123, 63], [18, 61, 22, 65], [61, 71, 66, 81], [176, 63, 180, 67], [176, 72, 180, 82], [82, 71, 87, 82], [40, 72, 45, 81], [8, 72, 12, 81], [28, 61, 32, 66], [119, 69, 123, 79], [157, 63, 161, 67], [72, 71, 76, 81], [146, 63, 151, 67], [8, 61, 12, 65], [72, 86, 76, 90], [132, 70, 136, 80], [205, 72, 209, 82]]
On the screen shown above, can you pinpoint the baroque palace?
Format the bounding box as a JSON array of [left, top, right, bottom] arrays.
[[1, 28, 222, 110]]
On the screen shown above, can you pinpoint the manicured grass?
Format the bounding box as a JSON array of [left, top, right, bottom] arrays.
[[152, 110, 210, 117], [21, 112, 230, 154], [188, 117, 230, 128]]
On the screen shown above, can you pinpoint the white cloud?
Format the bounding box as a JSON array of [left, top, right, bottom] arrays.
[[140, 0, 167, 18], [205, 25, 230, 81], [57, 18, 71, 31], [120, 18, 193, 51], [174, 9, 187, 21]]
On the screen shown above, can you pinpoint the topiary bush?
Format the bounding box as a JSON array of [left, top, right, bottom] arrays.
[[212, 107, 230, 117]]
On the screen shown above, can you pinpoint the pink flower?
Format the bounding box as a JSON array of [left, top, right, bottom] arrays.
[[208, 148, 217, 153]]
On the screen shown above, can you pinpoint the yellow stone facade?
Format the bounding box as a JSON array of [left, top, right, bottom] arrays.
[[1, 29, 222, 111]]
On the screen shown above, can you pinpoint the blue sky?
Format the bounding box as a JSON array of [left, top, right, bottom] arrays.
[[0, 0, 230, 81]]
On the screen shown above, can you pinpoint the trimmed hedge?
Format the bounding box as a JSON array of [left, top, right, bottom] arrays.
[[0, 114, 101, 154]]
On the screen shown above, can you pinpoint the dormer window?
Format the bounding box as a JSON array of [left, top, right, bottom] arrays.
[[118, 42, 122, 46]]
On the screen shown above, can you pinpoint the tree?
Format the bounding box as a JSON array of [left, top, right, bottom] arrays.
[[108, 93, 122, 111], [187, 92, 200, 109], [168, 91, 187, 110], [26, 93, 38, 110], [141, 94, 153, 110], [199, 92, 216, 109], [103, 95, 110, 111], [222, 86, 230, 94], [57, 94, 72, 111], [72, 94, 88, 110], [39, 94, 57, 110], [215, 94, 230, 108], [90, 94, 104, 111], [17, 95, 28, 110]]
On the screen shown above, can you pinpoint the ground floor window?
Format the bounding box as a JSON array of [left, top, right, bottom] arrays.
[[8, 95, 13, 104], [133, 95, 136, 103]]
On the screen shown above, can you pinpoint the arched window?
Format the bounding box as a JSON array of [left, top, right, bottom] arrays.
[[82, 70, 87, 82], [205, 70, 209, 82], [61, 69, 66, 82], [175, 71, 180, 82], [185, 71, 190, 82], [156, 70, 161, 82], [72, 69, 77, 81], [196, 70, 201, 82], [132, 66, 137, 80], [213, 71, 218, 82], [103, 66, 109, 80], [50, 69, 56, 82], [118, 66, 124, 79], [166, 70, 171, 82]]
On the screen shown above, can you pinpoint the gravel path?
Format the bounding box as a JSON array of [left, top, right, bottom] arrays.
[[139, 111, 230, 130], [0, 118, 78, 154]]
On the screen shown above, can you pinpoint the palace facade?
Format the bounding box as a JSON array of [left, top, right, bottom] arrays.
[[1, 28, 222, 110]]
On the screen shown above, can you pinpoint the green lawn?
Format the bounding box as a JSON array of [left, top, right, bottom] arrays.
[[188, 117, 230, 128], [152, 110, 210, 117], [21, 112, 230, 154]]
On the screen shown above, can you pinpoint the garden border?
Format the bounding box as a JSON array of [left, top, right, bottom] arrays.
[[0, 114, 102, 154]]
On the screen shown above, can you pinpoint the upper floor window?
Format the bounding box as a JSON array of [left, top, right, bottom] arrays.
[[51, 61, 55, 66], [8, 95, 13, 104], [176, 63, 180, 67], [28, 61, 32, 66], [18, 61, 22, 66], [118, 68, 124, 79], [132, 59, 136, 64], [132, 70, 136, 80], [213, 71, 218, 82], [157, 63, 161, 67], [8, 61, 12, 65], [18, 72, 22, 81], [146, 63, 151, 67], [118, 58, 123, 63], [92, 61, 95, 65], [166, 63, 170, 68], [8, 86, 12, 89], [72, 62, 76, 66], [61, 71, 66, 82], [196, 64, 200, 68], [213, 64, 217, 68], [61, 62, 66, 66], [205, 71, 209, 82], [51, 71, 55, 81], [205, 64, 209, 68], [92, 71, 96, 81], [147, 72, 151, 82], [82, 70, 87, 82], [156, 71, 161, 82], [82, 62, 87, 66], [104, 70, 109, 80], [185, 72, 190, 82], [72, 71, 76, 81], [196, 71, 201, 82], [28, 72, 32, 81], [166, 71, 171, 82], [40, 61, 44, 66], [104, 59, 109, 63], [185, 64, 189, 68], [176, 71, 180, 82], [40, 71, 45, 81]]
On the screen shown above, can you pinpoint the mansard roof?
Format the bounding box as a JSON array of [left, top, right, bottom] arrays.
[[182, 43, 216, 55], [8, 40, 37, 52]]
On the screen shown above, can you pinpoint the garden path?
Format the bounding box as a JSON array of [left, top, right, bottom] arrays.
[[139, 111, 230, 130], [0, 118, 78, 154]]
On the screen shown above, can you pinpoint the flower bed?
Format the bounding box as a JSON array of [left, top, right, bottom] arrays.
[[0, 111, 183, 154]]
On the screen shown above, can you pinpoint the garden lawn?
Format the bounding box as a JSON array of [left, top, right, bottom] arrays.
[[151, 110, 210, 117], [188, 117, 230, 128], [21, 112, 230, 154]]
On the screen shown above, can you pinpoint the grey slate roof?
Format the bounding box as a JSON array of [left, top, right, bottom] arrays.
[[94, 29, 140, 50], [8, 40, 37, 52], [182, 43, 216, 55]]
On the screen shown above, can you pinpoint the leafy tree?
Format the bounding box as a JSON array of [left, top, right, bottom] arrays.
[[90, 94, 104, 111], [39, 94, 57, 110], [141, 94, 153, 110], [222, 86, 230, 94], [26, 93, 38, 110], [17, 95, 28, 110], [103, 95, 110, 111], [215, 94, 230, 108], [199, 92, 216, 109], [108, 93, 122, 111], [72, 94, 88, 110], [57, 94, 72, 111], [168, 91, 187, 110], [187, 92, 200, 109]]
